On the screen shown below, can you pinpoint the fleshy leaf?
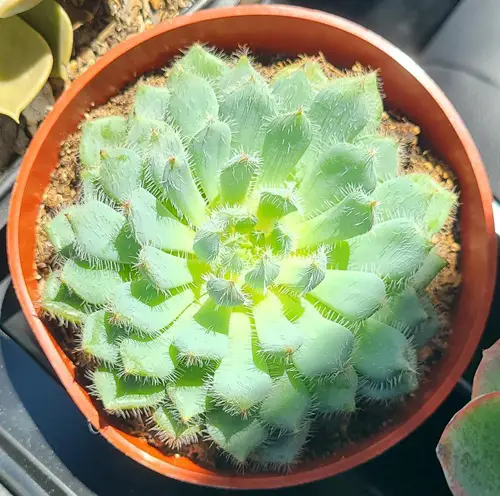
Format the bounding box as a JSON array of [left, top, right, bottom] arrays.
[[119, 331, 176, 381], [258, 109, 313, 187], [206, 409, 268, 465], [260, 373, 311, 432], [152, 406, 201, 448], [437, 392, 500, 496], [292, 299, 354, 378], [299, 142, 377, 214], [61, 259, 122, 306], [189, 119, 231, 202], [219, 152, 260, 205], [67, 200, 139, 265], [0, 15, 52, 122], [353, 319, 417, 386], [472, 339, 500, 399], [126, 188, 195, 254], [137, 246, 194, 292], [133, 85, 170, 121], [310, 270, 386, 321], [146, 127, 206, 227], [111, 282, 194, 335], [311, 366, 359, 414], [272, 70, 314, 112], [45, 207, 76, 255], [19, 0, 73, 79], [80, 116, 127, 170], [41, 271, 87, 324], [81, 310, 122, 364], [171, 298, 229, 364], [253, 292, 304, 356], [166, 366, 208, 423], [296, 190, 375, 249], [211, 312, 272, 415], [348, 218, 432, 284], [219, 76, 276, 153], [91, 366, 165, 412], [373, 174, 457, 236], [99, 147, 143, 203]]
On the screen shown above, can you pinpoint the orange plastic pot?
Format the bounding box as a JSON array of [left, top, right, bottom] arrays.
[[7, 5, 497, 489]]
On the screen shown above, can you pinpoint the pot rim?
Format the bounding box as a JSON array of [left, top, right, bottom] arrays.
[[7, 4, 497, 489]]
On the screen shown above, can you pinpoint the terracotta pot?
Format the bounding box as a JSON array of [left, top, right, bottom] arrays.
[[7, 5, 496, 489]]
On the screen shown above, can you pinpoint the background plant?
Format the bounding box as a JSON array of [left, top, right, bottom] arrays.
[[437, 338, 500, 495], [42, 44, 457, 470], [0, 0, 73, 122]]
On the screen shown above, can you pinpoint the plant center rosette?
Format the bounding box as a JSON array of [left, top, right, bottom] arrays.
[[40, 45, 457, 470]]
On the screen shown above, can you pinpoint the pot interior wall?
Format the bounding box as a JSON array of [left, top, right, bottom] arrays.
[[10, 8, 494, 487]]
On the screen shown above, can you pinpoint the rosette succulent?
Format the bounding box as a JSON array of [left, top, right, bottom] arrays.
[[41, 44, 457, 469]]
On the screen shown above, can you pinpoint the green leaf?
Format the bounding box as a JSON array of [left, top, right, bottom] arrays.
[[311, 366, 358, 414], [251, 423, 309, 469], [272, 70, 314, 112], [167, 366, 208, 423], [81, 310, 122, 364], [152, 406, 201, 448], [45, 207, 76, 254], [253, 292, 304, 356], [111, 282, 194, 335], [41, 272, 87, 324], [373, 174, 457, 236], [309, 270, 386, 321], [219, 152, 260, 205], [138, 246, 194, 292], [219, 77, 276, 153], [189, 119, 231, 202], [348, 218, 432, 284], [171, 299, 229, 364], [133, 85, 170, 121], [437, 392, 500, 496], [292, 299, 354, 377], [275, 248, 327, 294], [99, 147, 143, 203], [295, 190, 375, 249], [91, 366, 165, 412], [119, 331, 176, 381], [260, 373, 311, 432], [244, 254, 281, 293], [308, 72, 382, 144], [206, 276, 248, 308], [146, 128, 206, 227], [168, 67, 219, 137], [299, 142, 377, 214], [178, 44, 228, 79], [258, 109, 313, 187], [211, 312, 272, 415], [61, 259, 122, 306], [353, 319, 416, 382], [411, 250, 447, 292], [357, 135, 399, 182], [205, 409, 267, 464], [67, 200, 139, 265], [126, 188, 195, 254], [79, 116, 127, 170]]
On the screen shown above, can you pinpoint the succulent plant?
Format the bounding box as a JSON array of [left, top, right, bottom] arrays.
[[42, 44, 457, 469], [0, 0, 73, 121], [437, 339, 500, 495]]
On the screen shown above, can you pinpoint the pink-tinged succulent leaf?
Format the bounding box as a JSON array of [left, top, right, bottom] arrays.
[[436, 392, 500, 496], [472, 339, 500, 399]]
